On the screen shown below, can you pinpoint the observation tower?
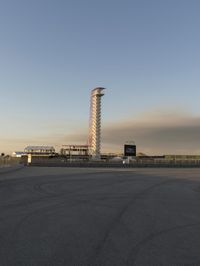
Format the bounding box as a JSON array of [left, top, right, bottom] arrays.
[[88, 87, 106, 159]]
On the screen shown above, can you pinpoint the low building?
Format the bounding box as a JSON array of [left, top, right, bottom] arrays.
[[12, 151, 27, 158], [60, 145, 89, 160]]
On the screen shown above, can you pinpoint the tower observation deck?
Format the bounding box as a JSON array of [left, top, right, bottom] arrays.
[[88, 87, 106, 159]]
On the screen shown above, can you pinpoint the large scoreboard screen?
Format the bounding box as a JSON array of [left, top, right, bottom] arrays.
[[124, 145, 136, 156]]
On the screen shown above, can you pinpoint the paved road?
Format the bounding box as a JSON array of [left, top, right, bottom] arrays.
[[1, 167, 200, 266]]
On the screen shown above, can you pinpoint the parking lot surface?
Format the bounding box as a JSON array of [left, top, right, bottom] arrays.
[[1, 167, 200, 266]]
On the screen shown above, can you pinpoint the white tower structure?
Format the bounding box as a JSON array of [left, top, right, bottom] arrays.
[[88, 87, 105, 159]]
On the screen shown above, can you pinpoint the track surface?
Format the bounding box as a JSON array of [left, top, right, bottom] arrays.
[[1, 167, 200, 266]]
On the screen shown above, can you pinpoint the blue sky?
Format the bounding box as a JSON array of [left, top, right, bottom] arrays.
[[0, 0, 200, 154]]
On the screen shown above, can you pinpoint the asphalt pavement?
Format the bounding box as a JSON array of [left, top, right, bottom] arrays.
[[1, 166, 200, 266]]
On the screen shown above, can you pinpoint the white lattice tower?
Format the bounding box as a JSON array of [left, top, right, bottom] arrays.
[[88, 87, 105, 159]]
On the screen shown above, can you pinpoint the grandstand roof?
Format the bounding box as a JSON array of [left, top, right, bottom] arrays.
[[24, 146, 55, 151]]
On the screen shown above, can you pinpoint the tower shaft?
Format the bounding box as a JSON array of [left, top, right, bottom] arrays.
[[88, 87, 105, 159]]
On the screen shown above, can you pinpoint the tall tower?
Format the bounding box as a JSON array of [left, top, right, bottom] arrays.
[[88, 87, 106, 159]]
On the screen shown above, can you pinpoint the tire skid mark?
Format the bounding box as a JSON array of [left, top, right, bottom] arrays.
[[88, 177, 182, 265], [3, 171, 141, 264], [8, 191, 120, 263], [0, 179, 96, 209], [0, 166, 24, 177], [0, 171, 142, 209], [8, 170, 134, 240], [9, 196, 79, 246], [127, 222, 200, 266], [5, 200, 79, 265], [0, 169, 177, 265], [1, 169, 122, 185]]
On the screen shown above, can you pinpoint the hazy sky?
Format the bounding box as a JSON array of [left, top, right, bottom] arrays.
[[1, 0, 200, 154]]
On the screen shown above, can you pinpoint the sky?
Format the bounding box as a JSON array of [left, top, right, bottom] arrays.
[[0, 0, 200, 155]]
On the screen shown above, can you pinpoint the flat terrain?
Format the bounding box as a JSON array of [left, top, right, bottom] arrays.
[[1, 167, 200, 266]]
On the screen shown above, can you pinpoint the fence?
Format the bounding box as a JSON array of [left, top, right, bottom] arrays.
[[28, 157, 200, 168], [0, 157, 21, 168]]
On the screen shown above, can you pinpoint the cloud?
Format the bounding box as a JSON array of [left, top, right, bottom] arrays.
[[63, 109, 200, 155], [2, 108, 200, 155], [101, 110, 200, 154], [63, 133, 88, 144]]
